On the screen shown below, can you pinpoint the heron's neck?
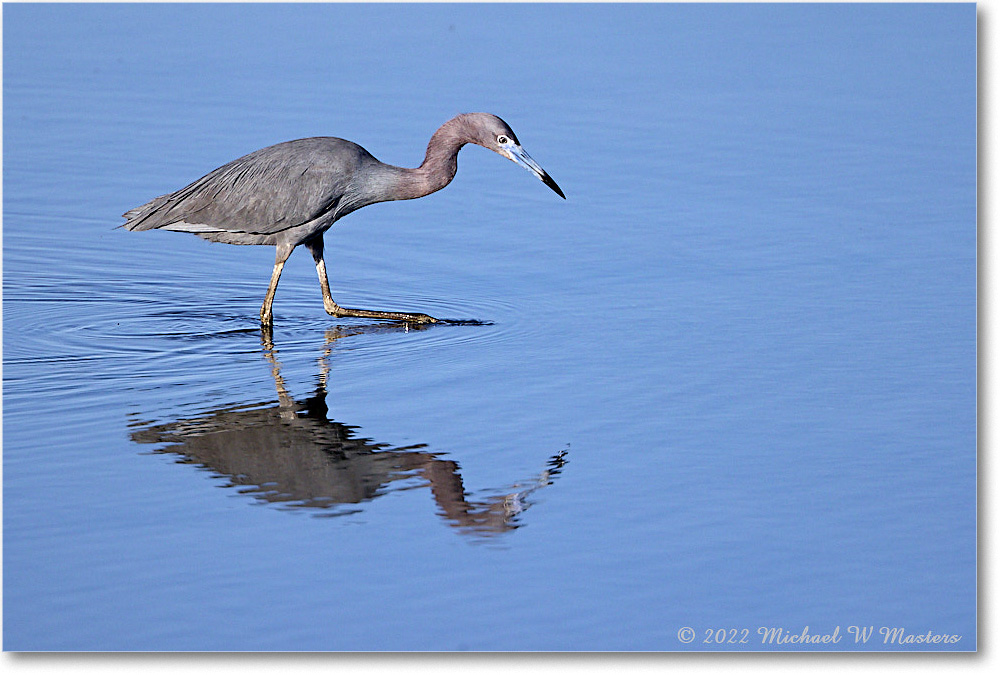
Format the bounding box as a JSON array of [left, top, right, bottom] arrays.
[[391, 117, 474, 200]]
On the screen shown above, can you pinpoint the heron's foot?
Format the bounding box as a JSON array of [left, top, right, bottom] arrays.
[[324, 300, 438, 324]]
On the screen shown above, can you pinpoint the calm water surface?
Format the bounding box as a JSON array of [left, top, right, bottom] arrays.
[[3, 3, 976, 650]]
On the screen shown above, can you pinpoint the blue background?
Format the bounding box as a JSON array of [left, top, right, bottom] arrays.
[[3, 3, 976, 650]]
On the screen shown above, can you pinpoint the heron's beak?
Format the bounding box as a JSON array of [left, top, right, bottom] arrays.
[[505, 144, 566, 199]]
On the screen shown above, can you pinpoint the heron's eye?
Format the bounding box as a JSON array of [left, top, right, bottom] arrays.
[[497, 135, 509, 145]]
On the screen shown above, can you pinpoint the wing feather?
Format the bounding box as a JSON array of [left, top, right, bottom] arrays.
[[122, 138, 365, 237]]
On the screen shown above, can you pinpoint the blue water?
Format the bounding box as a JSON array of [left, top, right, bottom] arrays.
[[3, 3, 976, 651]]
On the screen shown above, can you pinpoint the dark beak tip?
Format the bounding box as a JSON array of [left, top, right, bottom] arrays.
[[542, 174, 566, 199]]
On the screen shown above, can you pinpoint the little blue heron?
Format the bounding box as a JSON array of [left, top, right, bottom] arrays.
[[123, 113, 564, 325]]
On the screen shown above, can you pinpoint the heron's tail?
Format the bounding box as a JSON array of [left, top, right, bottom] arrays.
[[121, 194, 172, 231]]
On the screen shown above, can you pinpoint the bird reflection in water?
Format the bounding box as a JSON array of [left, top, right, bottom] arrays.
[[129, 324, 568, 536]]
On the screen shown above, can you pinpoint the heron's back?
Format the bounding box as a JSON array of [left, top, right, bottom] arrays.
[[122, 137, 376, 246]]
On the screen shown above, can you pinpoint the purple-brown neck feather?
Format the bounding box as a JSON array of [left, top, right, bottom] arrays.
[[389, 114, 500, 201]]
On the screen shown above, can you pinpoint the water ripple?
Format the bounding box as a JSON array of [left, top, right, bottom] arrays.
[[3, 277, 551, 380]]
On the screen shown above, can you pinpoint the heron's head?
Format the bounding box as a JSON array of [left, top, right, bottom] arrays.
[[459, 113, 566, 199]]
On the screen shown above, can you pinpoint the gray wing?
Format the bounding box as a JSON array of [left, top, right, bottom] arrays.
[[122, 138, 367, 242]]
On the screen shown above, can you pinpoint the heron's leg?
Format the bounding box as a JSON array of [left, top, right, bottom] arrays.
[[305, 236, 345, 316], [304, 237, 438, 324], [260, 243, 294, 326]]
